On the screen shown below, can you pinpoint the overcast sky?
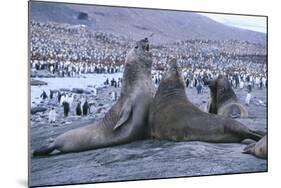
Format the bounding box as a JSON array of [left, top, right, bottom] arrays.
[[199, 13, 267, 33]]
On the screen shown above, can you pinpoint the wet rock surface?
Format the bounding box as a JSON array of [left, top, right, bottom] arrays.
[[30, 86, 267, 187]]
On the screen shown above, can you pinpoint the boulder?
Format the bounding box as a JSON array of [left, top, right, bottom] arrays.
[[31, 107, 47, 115], [30, 80, 48, 86], [77, 12, 89, 20], [84, 90, 91, 94], [60, 88, 71, 92], [31, 70, 55, 78], [72, 88, 84, 94]]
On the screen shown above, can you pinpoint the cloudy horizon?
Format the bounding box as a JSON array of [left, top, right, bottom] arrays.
[[199, 13, 267, 33]]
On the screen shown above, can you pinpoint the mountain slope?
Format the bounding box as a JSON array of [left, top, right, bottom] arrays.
[[30, 2, 266, 44]]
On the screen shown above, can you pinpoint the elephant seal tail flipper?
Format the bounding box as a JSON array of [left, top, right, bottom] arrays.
[[243, 135, 267, 159], [33, 143, 56, 156], [247, 129, 265, 141], [242, 142, 256, 154]]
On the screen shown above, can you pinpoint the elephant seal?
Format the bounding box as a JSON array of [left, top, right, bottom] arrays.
[[33, 38, 155, 156], [149, 59, 263, 143], [206, 75, 248, 118], [243, 135, 267, 159]]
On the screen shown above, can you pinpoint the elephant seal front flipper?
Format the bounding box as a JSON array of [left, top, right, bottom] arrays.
[[33, 38, 155, 156], [113, 99, 133, 130]]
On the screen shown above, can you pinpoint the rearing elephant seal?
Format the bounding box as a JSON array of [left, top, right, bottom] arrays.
[[33, 38, 155, 156], [206, 75, 248, 118], [243, 135, 267, 159], [149, 59, 263, 142]]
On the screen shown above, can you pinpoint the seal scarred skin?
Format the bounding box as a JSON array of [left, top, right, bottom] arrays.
[[149, 59, 263, 143], [33, 38, 155, 156]]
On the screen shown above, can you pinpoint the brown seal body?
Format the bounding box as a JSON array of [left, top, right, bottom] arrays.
[[149, 59, 263, 143], [206, 75, 248, 118], [33, 38, 155, 156], [243, 136, 267, 159]]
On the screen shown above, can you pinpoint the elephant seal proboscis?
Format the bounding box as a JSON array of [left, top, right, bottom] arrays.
[[206, 75, 248, 118], [149, 59, 264, 143], [243, 135, 267, 159], [33, 38, 155, 156]]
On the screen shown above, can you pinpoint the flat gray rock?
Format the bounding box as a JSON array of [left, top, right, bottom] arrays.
[[30, 140, 267, 187], [30, 87, 267, 187]]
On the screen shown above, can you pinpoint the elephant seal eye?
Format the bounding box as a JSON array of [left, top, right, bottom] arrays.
[[135, 46, 138, 49]]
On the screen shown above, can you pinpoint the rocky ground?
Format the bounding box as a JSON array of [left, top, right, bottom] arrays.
[[30, 81, 267, 187]]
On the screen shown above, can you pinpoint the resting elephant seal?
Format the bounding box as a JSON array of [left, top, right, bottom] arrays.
[[206, 75, 248, 118], [33, 38, 155, 156], [243, 135, 267, 159], [149, 59, 263, 142]]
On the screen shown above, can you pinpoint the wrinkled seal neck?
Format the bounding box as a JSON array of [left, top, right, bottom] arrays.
[[216, 87, 238, 107], [155, 72, 187, 100], [120, 55, 152, 97]]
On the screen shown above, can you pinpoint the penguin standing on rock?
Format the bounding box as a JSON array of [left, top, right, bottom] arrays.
[[76, 101, 82, 116], [82, 100, 89, 116], [49, 90, 53, 99], [63, 101, 70, 117], [57, 91, 62, 104], [111, 91, 118, 101], [48, 107, 56, 123], [40, 90, 48, 100]]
